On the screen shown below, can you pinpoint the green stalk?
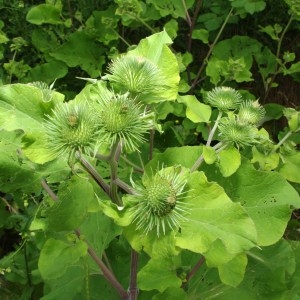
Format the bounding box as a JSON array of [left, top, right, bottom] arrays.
[[206, 111, 223, 146], [264, 15, 294, 100], [190, 112, 224, 172], [270, 128, 299, 154], [41, 180, 128, 299], [108, 141, 123, 206], [120, 155, 144, 173], [189, 7, 234, 91], [113, 178, 139, 195], [75, 152, 110, 196]]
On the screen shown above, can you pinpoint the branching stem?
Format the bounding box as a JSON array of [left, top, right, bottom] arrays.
[[206, 111, 223, 146], [189, 7, 234, 92], [41, 180, 128, 299], [75, 152, 110, 195], [264, 15, 294, 100], [182, 256, 205, 288], [271, 127, 299, 154]]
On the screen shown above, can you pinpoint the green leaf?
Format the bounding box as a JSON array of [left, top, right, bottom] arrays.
[[176, 171, 257, 266], [26, 4, 62, 25], [38, 238, 88, 280], [41, 266, 84, 300], [80, 211, 122, 259], [230, 0, 266, 14], [198, 239, 298, 299], [210, 160, 300, 246], [129, 31, 180, 102], [145, 146, 203, 174], [206, 58, 229, 85], [279, 152, 300, 183], [264, 103, 284, 121], [124, 229, 180, 259], [22, 132, 58, 164], [0, 84, 64, 164], [284, 61, 300, 75], [218, 146, 241, 177], [251, 146, 280, 171], [27, 60, 68, 84], [259, 24, 282, 40], [218, 253, 248, 287], [98, 198, 133, 227], [192, 29, 209, 44], [47, 176, 94, 231], [152, 287, 187, 300], [147, 0, 194, 18], [0, 130, 41, 194], [203, 145, 217, 164], [0, 84, 62, 131], [138, 258, 182, 293], [50, 31, 106, 77], [177, 95, 211, 123], [164, 19, 179, 39], [283, 107, 300, 132]]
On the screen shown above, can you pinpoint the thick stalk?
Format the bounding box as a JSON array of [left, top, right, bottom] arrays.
[[206, 111, 223, 146], [109, 141, 123, 206], [181, 256, 205, 289], [113, 178, 139, 195], [41, 180, 128, 299], [120, 155, 144, 173], [75, 152, 110, 196], [190, 111, 223, 172], [184, 0, 203, 84], [128, 250, 139, 300]]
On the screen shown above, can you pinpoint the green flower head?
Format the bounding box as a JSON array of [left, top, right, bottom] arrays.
[[238, 100, 265, 125], [218, 116, 259, 147], [130, 166, 190, 237], [97, 89, 154, 152], [104, 55, 164, 95], [206, 86, 242, 111], [44, 101, 101, 158]]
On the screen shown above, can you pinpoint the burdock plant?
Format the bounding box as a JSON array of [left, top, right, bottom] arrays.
[[206, 86, 242, 112], [96, 88, 154, 152], [238, 100, 265, 125], [218, 116, 260, 147], [129, 166, 190, 237], [103, 54, 165, 96], [44, 101, 101, 158]]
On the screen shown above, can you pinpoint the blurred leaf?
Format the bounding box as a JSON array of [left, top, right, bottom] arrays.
[[279, 152, 300, 183], [26, 4, 62, 25], [50, 31, 105, 77], [192, 29, 209, 44], [177, 95, 211, 123], [138, 258, 182, 293], [203, 145, 217, 164], [218, 146, 241, 177], [39, 238, 88, 280], [47, 176, 94, 231]]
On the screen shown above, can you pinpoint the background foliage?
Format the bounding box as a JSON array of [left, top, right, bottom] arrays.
[[0, 0, 300, 299]]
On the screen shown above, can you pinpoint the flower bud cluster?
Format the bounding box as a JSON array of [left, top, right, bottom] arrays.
[[44, 55, 161, 158], [206, 87, 266, 147]]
